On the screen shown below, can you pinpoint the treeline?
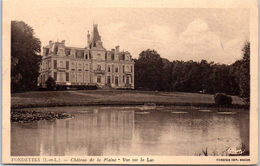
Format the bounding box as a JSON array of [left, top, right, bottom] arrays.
[[134, 42, 250, 102]]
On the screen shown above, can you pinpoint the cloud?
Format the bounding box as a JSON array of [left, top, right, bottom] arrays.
[[101, 23, 177, 58], [172, 19, 244, 64]]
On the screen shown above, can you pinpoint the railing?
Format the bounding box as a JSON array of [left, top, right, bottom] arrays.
[[124, 71, 132, 74], [94, 70, 105, 74]]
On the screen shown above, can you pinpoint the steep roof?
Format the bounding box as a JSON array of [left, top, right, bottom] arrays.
[[92, 24, 101, 42]]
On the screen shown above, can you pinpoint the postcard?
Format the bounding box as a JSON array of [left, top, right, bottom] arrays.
[[2, 0, 258, 164]]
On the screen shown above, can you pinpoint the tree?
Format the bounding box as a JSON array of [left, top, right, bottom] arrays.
[[134, 49, 164, 90], [161, 58, 173, 91], [239, 41, 250, 102], [11, 21, 41, 92], [45, 77, 56, 90]]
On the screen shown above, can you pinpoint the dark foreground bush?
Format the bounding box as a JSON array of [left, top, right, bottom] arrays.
[[45, 77, 56, 90], [214, 93, 232, 106]]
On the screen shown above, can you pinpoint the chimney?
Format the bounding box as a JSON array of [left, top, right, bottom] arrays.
[[115, 46, 120, 53], [49, 40, 53, 45]]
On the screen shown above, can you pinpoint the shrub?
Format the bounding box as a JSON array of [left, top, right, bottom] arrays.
[[45, 77, 56, 91], [214, 93, 232, 106]]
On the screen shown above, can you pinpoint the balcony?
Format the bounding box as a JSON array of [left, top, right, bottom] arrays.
[[57, 66, 66, 72], [124, 71, 132, 74], [94, 70, 105, 74]]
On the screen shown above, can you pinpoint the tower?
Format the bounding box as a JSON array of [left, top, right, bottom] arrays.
[[89, 24, 103, 49]]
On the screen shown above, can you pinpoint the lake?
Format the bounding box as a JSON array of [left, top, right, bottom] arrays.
[[11, 106, 249, 156]]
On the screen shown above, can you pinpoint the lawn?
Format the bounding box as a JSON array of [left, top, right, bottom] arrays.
[[11, 90, 246, 109]]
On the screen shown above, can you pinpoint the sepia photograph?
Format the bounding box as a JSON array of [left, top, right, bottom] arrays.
[[2, 0, 258, 164]]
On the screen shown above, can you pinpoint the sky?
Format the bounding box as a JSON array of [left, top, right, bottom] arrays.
[[10, 1, 250, 64]]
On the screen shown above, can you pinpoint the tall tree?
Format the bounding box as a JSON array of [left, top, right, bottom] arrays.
[[239, 41, 250, 102], [135, 49, 164, 90], [11, 21, 41, 92]]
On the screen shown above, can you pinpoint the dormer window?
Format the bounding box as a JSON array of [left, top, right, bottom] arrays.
[[46, 48, 49, 55], [65, 49, 71, 56], [54, 46, 58, 55], [111, 53, 114, 60]]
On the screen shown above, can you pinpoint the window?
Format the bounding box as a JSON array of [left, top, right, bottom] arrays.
[[85, 54, 88, 59], [126, 76, 129, 84], [112, 65, 114, 73], [123, 76, 125, 83], [54, 72, 57, 81], [66, 61, 69, 70], [111, 53, 114, 60], [97, 65, 101, 71], [46, 48, 49, 55], [123, 65, 125, 73], [66, 72, 69, 81], [122, 54, 125, 60], [65, 49, 71, 56], [107, 76, 111, 84], [78, 69, 82, 72], [131, 66, 133, 72], [115, 76, 118, 86], [54, 60, 57, 69], [105, 53, 107, 60], [54, 46, 58, 54], [97, 76, 101, 83], [108, 66, 111, 72], [115, 67, 118, 73]]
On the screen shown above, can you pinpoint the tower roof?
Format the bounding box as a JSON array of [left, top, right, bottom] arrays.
[[93, 24, 101, 42]]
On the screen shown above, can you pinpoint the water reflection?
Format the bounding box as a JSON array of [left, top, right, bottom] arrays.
[[11, 107, 249, 156]]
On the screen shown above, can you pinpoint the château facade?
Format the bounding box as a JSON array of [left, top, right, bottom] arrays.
[[38, 24, 135, 89]]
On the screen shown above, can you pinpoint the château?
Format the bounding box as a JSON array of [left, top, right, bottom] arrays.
[[38, 24, 135, 89]]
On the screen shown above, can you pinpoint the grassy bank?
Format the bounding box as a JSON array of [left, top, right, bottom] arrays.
[[11, 90, 248, 109]]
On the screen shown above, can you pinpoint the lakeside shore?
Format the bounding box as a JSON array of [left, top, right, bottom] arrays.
[[11, 90, 248, 109]]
